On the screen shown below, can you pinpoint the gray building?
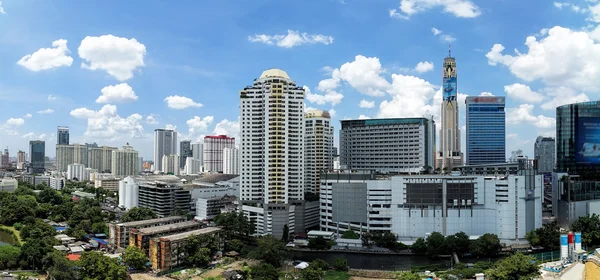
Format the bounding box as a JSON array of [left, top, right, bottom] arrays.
[[534, 136, 555, 173], [191, 143, 203, 163], [179, 140, 192, 169], [137, 181, 191, 217], [29, 140, 45, 174], [340, 118, 435, 173], [57, 126, 69, 145], [154, 129, 177, 172]]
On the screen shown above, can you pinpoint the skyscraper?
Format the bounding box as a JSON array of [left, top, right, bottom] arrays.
[[57, 126, 69, 145], [29, 140, 45, 173], [17, 150, 25, 170], [192, 142, 203, 163], [222, 147, 240, 175], [534, 136, 555, 173], [179, 140, 192, 169], [153, 129, 177, 172], [111, 143, 140, 177], [305, 110, 334, 195], [465, 96, 506, 165], [203, 135, 235, 172], [240, 69, 305, 237], [556, 101, 600, 175], [1, 148, 9, 169], [437, 51, 463, 170]]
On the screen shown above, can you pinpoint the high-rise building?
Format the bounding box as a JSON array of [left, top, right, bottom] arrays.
[[192, 143, 204, 163], [138, 157, 143, 173], [88, 146, 117, 172], [179, 140, 192, 169], [340, 118, 436, 173], [56, 144, 88, 172], [305, 110, 334, 195], [203, 135, 235, 172], [153, 129, 177, 172], [57, 126, 69, 145], [239, 69, 305, 237], [1, 148, 9, 169], [111, 143, 140, 177], [185, 158, 202, 174], [29, 140, 45, 173], [162, 154, 180, 175], [556, 101, 600, 175], [534, 136, 555, 173], [437, 51, 463, 170], [67, 163, 86, 180], [17, 150, 25, 170], [465, 96, 506, 165], [222, 148, 240, 175]]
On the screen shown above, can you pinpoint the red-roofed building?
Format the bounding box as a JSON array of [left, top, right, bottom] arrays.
[[66, 254, 81, 261]]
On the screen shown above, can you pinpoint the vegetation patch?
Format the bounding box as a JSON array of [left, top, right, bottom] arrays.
[[0, 225, 21, 245]]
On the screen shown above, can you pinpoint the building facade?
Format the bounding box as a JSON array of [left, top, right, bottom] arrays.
[[192, 143, 203, 163], [17, 150, 25, 170], [67, 163, 86, 180], [203, 135, 235, 173], [0, 178, 17, 192], [154, 129, 178, 172], [162, 154, 180, 175], [535, 136, 556, 173], [118, 176, 139, 209], [465, 96, 506, 165], [222, 147, 239, 175], [438, 53, 464, 170], [185, 158, 202, 175], [57, 126, 69, 145], [239, 69, 305, 238], [88, 146, 117, 173], [556, 101, 600, 176], [340, 118, 435, 173], [305, 110, 334, 195], [1, 149, 9, 169], [29, 140, 45, 173], [138, 182, 191, 217], [111, 143, 140, 177], [179, 140, 192, 169]]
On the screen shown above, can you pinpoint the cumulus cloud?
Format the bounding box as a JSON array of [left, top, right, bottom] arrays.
[[359, 99, 375, 108], [5, 118, 24, 127], [358, 115, 371, 120], [504, 83, 544, 103], [24, 113, 32, 118], [96, 83, 138, 103], [414, 61, 434, 73], [304, 86, 343, 106], [17, 39, 73, 71], [146, 115, 159, 125], [0, 1, 5, 14], [78, 34, 146, 81], [37, 109, 54, 114], [248, 30, 334, 48], [540, 87, 590, 110], [430, 27, 456, 42], [165, 124, 177, 131], [164, 95, 203, 109], [506, 104, 555, 128], [480, 92, 494, 96], [213, 119, 240, 137], [317, 55, 391, 97], [186, 116, 214, 135], [70, 104, 144, 139], [390, 0, 481, 19]]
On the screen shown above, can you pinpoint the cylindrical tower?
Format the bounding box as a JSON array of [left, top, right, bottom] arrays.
[[561, 234, 568, 260], [575, 232, 582, 251], [125, 182, 134, 209], [118, 180, 126, 207], [568, 232, 575, 259], [132, 181, 139, 208]]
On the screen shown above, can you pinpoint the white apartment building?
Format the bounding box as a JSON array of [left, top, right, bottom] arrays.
[[223, 148, 240, 175], [67, 163, 86, 180], [192, 143, 203, 162], [118, 176, 139, 209], [17, 151, 25, 170], [111, 144, 140, 177], [50, 177, 65, 190], [162, 154, 180, 175], [204, 135, 235, 173], [0, 178, 18, 192], [239, 69, 305, 238], [185, 158, 202, 175], [154, 129, 177, 172], [88, 146, 117, 173], [320, 171, 543, 242], [305, 110, 334, 194]]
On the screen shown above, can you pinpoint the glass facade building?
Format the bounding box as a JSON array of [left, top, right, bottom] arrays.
[[29, 140, 45, 173], [465, 96, 506, 165], [556, 101, 600, 175]]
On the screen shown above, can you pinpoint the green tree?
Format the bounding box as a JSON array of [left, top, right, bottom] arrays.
[[119, 207, 157, 222], [332, 257, 348, 271], [214, 212, 255, 238], [78, 251, 128, 280], [20, 218, 57, 241], [310, 259, 329, 271], [471, 233, 502, 258], [341, 230, 360, 239], [453, 232, 470, 256], [249, 236, 288, 267], [228, 239, 244, 252], [374, 232, 399, 250], [533, 221, 560, 250], [38, 188, 64, 205], [308, 236, 331, 250], [19, 236, 58, 270], [525, 230, 540, 247], [46, 251, 77, 280], [397, 271, 421, 280], [183, 234, 219, 267], [411, 238, 427, 255], [123, 246, 149, 270], [91, 222, 107, 234], [189, 248, 212, 267], [0, 245, 20, 269], [282, 224, 290, 243], [486, 253, 540, 280], [426, 232, 446, 257], [571, 214, 600, 248], [301, 267, 325, 280], [249, 263, 279, 280]]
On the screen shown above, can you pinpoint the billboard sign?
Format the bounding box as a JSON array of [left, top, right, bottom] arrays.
[[470, 97, 505, 104], [443, 77, 457, 101], [576, 117, 600, 164]]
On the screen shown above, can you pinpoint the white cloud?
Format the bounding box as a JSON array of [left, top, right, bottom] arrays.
[[377, 75, 438, 119], [540, 87, 590, 110], [359, 99, 375, 109], [5, 118, 24, 127], [506, 104, 555, 128], [431, 27, 442, 36], [96, 83, 138, 103], [213, 119, 240, 137], [503, 83, 544, 103], [358, 115, 371, 120], [430, 27, 456, 42], [37, 109, 54, 114], [165, 124, 177, 131], [48, 95, 57, 101], [328, 109, 337, 118], [318, 55, 391, 97], [390, 0, 481, 19], [17, 39, 73, 71], [146, 115, 159, 125], [69, 104, 144, 140], [0, 1, 5, 14], [553, 2, 585, 13], [164, 95, 203, 109], [186, 116, 214, 135], [21, 132, 51, 141], [24, 113, 32, 118], [480, 92, 494, 96], [248, 30, 334, 48], [414, 61, 434, 73], [78, 34, 146, 81], [304, 86, 343, 106]]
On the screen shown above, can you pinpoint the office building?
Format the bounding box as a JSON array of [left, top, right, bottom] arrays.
[[535, 136, 556, 173], [17, 150, 25, 170], [557, 101, 600, 175], [179, 140, 192, 169], [305, 110, 334, 194], [222, 148, 239, 175], [185, 158, 202, 175], [162, 154, 180, 175], [438, 51, 463, 170], [340, 118, 436, 173], [203, 135, 235, 173], [320, 170, 542, 241], [138, 181, 191, 217], [111, 143, 140, 177], [67, 163, 86, 180], [239, 68, 305, 237], [192, 142, 203, 163], [1, 149, 9, 169], [57, 126, 69, 145], [465, 96, 506, 165], [29, 140, 45, 173], [154, 129, 177, 172]]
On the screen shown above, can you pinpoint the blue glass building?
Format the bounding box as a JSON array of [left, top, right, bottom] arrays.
[[465, 96, 506, 165]]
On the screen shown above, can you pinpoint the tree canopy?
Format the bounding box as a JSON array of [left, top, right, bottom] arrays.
[[122, 246, 148, 271], [485, 253, 540, 280], [119, 207, 157, 223], [571, 214, 600, 248], [471, 233, 502, 258], [214, 212, 255, 238], [249, 236, 288, 267]]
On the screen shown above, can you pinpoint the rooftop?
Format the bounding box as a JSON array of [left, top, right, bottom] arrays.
[[137, 220, 201, 235], [159, 227, 221, 242], [192, 174, 238, 184], [204, 135, 235, 140], [259, 68, 290, 79], [116, 216, 186, 227]]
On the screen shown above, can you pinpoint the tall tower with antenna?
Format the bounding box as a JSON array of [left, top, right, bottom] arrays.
[[437, 46, 463, 170]]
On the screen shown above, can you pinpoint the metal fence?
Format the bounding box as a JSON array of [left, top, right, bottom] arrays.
[[532, 250, 561, 262]]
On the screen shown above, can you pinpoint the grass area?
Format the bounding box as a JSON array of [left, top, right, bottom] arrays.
[[324, 271, 351, 280], [0, 225, 22, 245]]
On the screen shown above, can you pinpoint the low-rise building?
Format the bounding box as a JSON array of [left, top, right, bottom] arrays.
[[23, 174, 51, 187], [149, 227, 222, 271], [50, 177, 65, 190], [195, 195, 236, 221], [96, 178, 120, 192], [129, 220, 203, 254], [138, 182, 191, 217], [0, 178, 18, 192], [109, 216, 187, 248]]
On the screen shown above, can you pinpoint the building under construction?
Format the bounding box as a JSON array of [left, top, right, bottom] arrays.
[[129, 220, 203, 254], [109, 216, 187, 249], [149, 227, 222, 271]]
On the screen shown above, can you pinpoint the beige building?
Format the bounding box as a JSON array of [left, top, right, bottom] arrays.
[[95, 178, 120, 192], [111, 143, 139, 177], [304, 110, 334, 195]]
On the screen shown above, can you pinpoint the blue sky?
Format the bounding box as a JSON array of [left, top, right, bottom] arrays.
[[0, 0, 598, 160]]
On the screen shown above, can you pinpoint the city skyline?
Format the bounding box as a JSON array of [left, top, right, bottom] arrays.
[[0, 1, 594, 159]]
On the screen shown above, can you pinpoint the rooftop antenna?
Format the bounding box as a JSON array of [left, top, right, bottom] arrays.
[[448, 44, 451, 57]]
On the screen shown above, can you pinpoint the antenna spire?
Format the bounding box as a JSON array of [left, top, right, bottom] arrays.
[[448, 44, 451, 57]]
